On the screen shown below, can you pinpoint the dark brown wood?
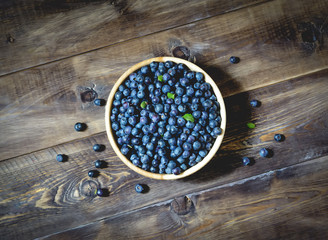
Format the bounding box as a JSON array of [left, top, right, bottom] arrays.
[[0, 0, 266, 76], [1, 70, 327, 239], [1, 0, 327, 160], [43, 155, 328, 240]]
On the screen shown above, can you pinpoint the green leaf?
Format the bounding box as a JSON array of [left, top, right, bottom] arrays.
[[247, 122, 256, 129], [140, 101, 147, 109], [127, 145, 132, 149], [158, 75, 163, 82], [183, 113, 195, 123], [167, 92, 175, 99]]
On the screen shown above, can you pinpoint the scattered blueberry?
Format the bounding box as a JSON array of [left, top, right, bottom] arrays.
[[274, 134, 285, 142], [250, 99, 260, 107], [229, 56, 240, 64], [93, 144, 104, 152], [88, 170, 99, 178], [95, 160, 105, 168], [74, 122, 87, 131], [135, 184, 147, 193], [94, 98, 106, 106], [96, 188, 107, 197], [242, 157, 251, 166], [56, 154, 67, 162], [259, 148, 269, 157]]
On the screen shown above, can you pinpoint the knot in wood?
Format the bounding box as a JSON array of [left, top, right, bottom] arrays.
[[80, 89, 98, 103], [172, 46, 190, 60], [171, 196, 194, 215], [80, 180, 99, 198]]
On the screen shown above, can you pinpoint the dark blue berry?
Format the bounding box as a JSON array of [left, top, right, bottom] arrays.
[[74, 122, 86, 131], [88, 170, 99, 178], [94, 98, 106, 106], [135, 184, 146, 193], [93, 144, 104, 152], [274, 134, 284, 142], [242, 157, 251, 166], [250, 99, 260, 107], [229, 56, 240, 64], [95, 160, 105, 168], [259, 148, 269, 157], [56, 154, 67, 162]]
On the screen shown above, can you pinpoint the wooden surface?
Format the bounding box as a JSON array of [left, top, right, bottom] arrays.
[[0, 0, 327, 239]]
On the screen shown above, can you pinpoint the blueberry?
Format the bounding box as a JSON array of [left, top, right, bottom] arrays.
[[274, 134, 284, 142], [229, 56, 240, 64], [186, 121, 195, 129], [242, 157, 251, 166], [259, 148, 269, 157], [180, 164, 188, 171], [168, 160, 177, 169], [192, 111, 201, 119], [193, 141, 201, 150], [178, 105, 187, 113], [172, 167, 181, 175], [93, 144, 104, 152], [88, 170, 99, 178], [176, 87, 184, 96], [250, 99, 260, 107], [211, 127, 222, 138], [95, 160, 105, 168], [155, 104, 164, 113], [135, 184, 146, 193], [183, 142, 192, 151], [96, 188, 105, 197], [121, 146, 129, 155], [195, 90, 203, 97], [174, 147, 183, 157], [195, 72, 204, 81], [194, 82, 201, 89], [182, 151, 191, 159], [94, 98, 106, 106], [74, 122, 87, 131], [180, 78, 189, 87], [56, 154, 67, 162], [141, 154, 150, 164], [199, 150, 208, 158]]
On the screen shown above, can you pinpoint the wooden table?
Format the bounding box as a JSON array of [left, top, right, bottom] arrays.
[[1, 0, 328, 239]]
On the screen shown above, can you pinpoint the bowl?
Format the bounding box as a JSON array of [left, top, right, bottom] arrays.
[[105, 57, 226, 180]]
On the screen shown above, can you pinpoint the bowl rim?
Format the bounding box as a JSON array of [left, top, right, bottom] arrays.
[[105, 56, 226, 180]]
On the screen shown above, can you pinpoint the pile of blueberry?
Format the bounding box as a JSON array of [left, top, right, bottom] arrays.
[[110, 60, 222, 175]]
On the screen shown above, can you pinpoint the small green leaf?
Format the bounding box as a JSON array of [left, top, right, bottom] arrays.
[[183, 113, 195, 123], [158, 75, 163, 82], [161, 134, 164, 137], [127, 145, 132, 149], [247, 122, 256, 129], [167, 92, 175, 99], [140, 101, 147, 109]]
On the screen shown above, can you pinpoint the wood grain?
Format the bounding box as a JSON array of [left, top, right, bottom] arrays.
[[1, 70, 327, 239], [1, 0, 327, 160], [43, 155, 328, 240], [0, 0, 266, 76]]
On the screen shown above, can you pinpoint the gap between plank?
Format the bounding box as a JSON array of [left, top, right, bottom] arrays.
[[35, 154, 327, 240], [0, 0, 272, 78]]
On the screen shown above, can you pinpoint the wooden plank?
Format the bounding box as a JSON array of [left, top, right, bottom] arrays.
[[42, 155, 328, 240], [1, 0, 327, 160], [1, 70, 327, 239], [0, 0, 266, 76]]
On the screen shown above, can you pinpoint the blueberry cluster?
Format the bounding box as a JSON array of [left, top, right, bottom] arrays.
[[110, 61, 222, 175]]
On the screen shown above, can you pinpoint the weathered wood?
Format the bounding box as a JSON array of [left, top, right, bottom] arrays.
[[1, 0, 327, 160], [0, 0, 266, 76], [42, 156, 328, 240], [1, 71, 327, 239]]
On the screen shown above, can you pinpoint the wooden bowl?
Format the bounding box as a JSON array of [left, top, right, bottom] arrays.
[[105, 57, 226, 180]]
